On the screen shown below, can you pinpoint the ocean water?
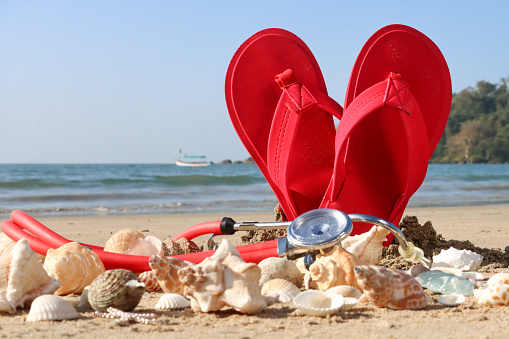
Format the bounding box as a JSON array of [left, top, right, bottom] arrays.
[[0, 163, 508, 219]]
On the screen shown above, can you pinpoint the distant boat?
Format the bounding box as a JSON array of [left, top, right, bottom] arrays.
[[175, 154, 212, 167]]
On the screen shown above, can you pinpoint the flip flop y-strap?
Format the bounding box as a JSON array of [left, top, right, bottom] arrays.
[[267, 68, 343, 217], [324, 73, 429, 214]]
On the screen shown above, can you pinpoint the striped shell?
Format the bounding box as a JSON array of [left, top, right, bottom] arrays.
[[354, 265, 428, 310], [138, 271, 162, 292], [43, 242, 105, 296], [103, 229, 145, 254], [26, 295, 79, 322], [261, 279, 301, 303], [478, 283, 509, 306], [148, 255, 189, 294], [162, 238, 201, 256], [293, 290, 344, 317], [155, 293, 191, 310]]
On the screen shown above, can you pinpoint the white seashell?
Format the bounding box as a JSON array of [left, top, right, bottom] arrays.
[[125, 235, 163, 256], [103, 229, 145, 254], [437, 294, 466, 307], [408, 264, 430, 277], [478, 282, 509, 306], [26, 295, 80, 322], [261, 279, 300, 303], [293, 290, 344, 317], [432, 247, 483, 271], [340, 297, 359, 311], [258, 257, 303, 288], [326, 285, 362, 299], [77, 286, 91, 309], [341, 226, 389, 265], [486, 272, 509, 286], [155, 293, 191, 310]]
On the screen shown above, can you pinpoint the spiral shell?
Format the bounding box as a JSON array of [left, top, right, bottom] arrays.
[[138, 270, 162, 292], [341, 226, 389, 265], [103, 229, 145, 254], [293, 290, 344, 317], [26, 295, 79, 322], [43, 242, 105, 296], [155, 293, 191, 310], [261, 279, 301, 303], [162, 238, 201, 256], [88, 269, 145, 312]]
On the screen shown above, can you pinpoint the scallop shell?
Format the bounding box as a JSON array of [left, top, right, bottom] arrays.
[[432, 247, 483, 271], [148, 255, 189, 294], [88, 269, 146, 312], [478, 282, 509, 306], [341, 297, 359, 311], [43, 242, 105, 296], [437, 294, 466, 307], [103, 229, 145, 254], [155, 293, 191, 310], [354, 265, 428, 310], [0, 239, 60, 313], [258, 257, 303, 288], [26, 295, 79, 322], [486, 272, 509, 286], [308, 245, 365, 291], [293, 290, 344, 317], [341, 226, 389, 265], [261, 279, 301, 303], [138, 270, 162, 292], [326, 285, 362, 299]]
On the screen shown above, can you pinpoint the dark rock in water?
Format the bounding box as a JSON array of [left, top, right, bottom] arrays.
[[233, 160, 243, 164], [217, 159, 232, 164], [243, 157, 255, 164]]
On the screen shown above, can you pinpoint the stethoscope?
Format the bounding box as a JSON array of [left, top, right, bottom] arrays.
[[1, 209, 430, 273]]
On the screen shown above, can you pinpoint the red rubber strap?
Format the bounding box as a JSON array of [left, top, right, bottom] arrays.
[[1, 219, 54, 254], [171, 220, 222, 241]]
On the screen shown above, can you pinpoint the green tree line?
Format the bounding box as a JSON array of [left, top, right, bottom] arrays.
[[430, 78, 509, 163]]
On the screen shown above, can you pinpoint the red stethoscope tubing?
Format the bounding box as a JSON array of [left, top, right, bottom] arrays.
[[1, 210, 279, 272]]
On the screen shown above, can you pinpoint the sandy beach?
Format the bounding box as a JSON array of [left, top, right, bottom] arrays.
[[1, 204, 509, 338]]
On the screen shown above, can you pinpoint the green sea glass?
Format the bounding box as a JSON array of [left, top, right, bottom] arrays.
[[417, 270, 474, 296]]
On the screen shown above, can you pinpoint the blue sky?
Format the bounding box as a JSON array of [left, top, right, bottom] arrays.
[[1, 1, 508, 163]]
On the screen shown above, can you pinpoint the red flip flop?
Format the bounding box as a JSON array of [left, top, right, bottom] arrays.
[[225, 28, 343, 219], [320, 25, 452, 243]]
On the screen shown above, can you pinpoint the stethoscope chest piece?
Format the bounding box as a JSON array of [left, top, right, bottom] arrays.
[[287, 209, 353, 251]]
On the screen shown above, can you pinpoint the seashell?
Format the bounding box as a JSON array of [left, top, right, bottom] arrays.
[[138, 270, 162, 292], [258, 257, 303, 288], [486, 272, 509, 286], [103, 229, 145, 254], [178, 239, 267, 314], [0, 239, 60, 313], [77, 286, 91, 309], [155, 293, 191, 310], [26, 295, 79, 322], [124, 235, 164, 256], [408, 264, 430, 277], [43, 242, 105, 296], [478, 283, 509, 306], [293, 257, 313, 290], [354, 265, 428, 310], [417, 270, 474, 296], [88, 269, 146, 312], [325, 285, 362, 299], [432, 247, 483, 271], [437, 294, 466, 307], [308, 245, 365, 291], [261, 279, 301, 303], [341, 297, 359, 311], [341, 226, 389, 265], [293, 290, 344, 317], [0, 232, 17, 257], [148, 255, 189, 294], [163, 237, 201, 256]]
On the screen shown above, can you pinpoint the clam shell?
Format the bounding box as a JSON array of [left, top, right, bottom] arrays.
[[340, 297, 359, 311], [26, 295, 79, 322], [326, 285, 362, 299], [437, 294, 466, 307], [155, 293, 191, 310], [88, 269, 145, 312], [293, 290, 344, 317], [261, 279, 301, 303]]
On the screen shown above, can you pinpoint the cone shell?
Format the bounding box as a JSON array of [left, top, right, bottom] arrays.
[[261, 279, 301, 303], [293, 290, 344, 317], [43, 242, 105, 296], [149, 255, 189, 294], [88, 269, 145, 312], [138, 270, 162, 292], [0, 239, 60, 313], [103, 229, 145, 254], [26, 295, 79, 322], [478, 282, 509, 306], [354, 265, 428, 310], [308, 245, 365, 291], [155, 293, 191, 310], [341, 226, 389, 265]]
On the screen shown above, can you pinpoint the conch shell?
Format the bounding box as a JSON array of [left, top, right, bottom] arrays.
[[103, 229, 145, 253], [163, 237, 201, 255], [0, 233, 17, 257], [341, 226, 389, 265], [148, 255, 189, 294], [0, 239, 60, 313], [43, 242, 105, 296], [178, 239, 267, 314], [354, 265, 428, 310], [308, 245, 365, 291]]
